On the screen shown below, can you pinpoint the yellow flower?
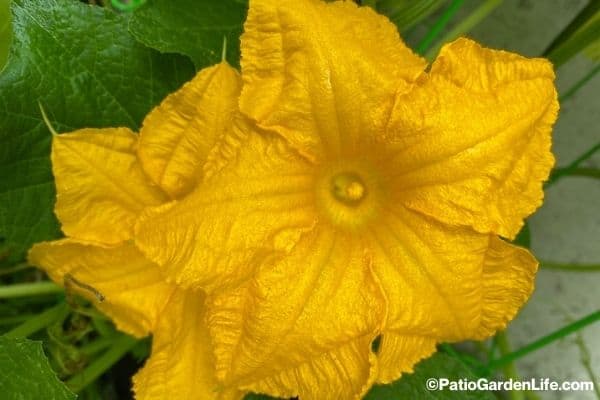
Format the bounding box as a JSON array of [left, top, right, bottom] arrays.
[[29, 62, 246, 399], [29, 0, 559, 399], [135, 0, 557, 397]]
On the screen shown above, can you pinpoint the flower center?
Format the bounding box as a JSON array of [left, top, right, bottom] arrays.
[[315, 161, 385, 230], [331, 172, 367, 206]]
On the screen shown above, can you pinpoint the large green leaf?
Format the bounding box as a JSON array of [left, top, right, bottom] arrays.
[[129, 0, 248, 69], [0, 336, 75, 399], [0, 0, 194, 263], [363, 353, 495, 400], [0, 0, 10, 70]]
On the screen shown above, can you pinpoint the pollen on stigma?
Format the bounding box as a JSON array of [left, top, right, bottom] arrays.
[[332, 172, 367, 206], [315, 159, 386, 230]]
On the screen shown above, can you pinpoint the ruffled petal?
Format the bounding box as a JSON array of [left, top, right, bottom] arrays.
[[387, 38, 558, 239], [28, 239, 173, 338], [206, 226, 384, 398], [368, 204, 488, 341], [240, 0, 426, 161], [476, 236, 538, 339], [133, 290, 245, 400], [246, 336, 377, 400], [134, 121, 317, 291], [52, 128, 166, 244], [138, 62, 242, 198], [375, 333, 437, 384], [369, 204, 538, 349]]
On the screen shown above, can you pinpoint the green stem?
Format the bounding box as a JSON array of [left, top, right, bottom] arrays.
[[563, 167, 600, 179], [67, 334, 137, 392], [416, 0, 465, 55], [546, 142, 600, 187], [0, 281, 63, 298], [487, 310, 600, 371], [541, 261, 600, 272], [440, 343, 484, 370], [0, 262, 32, 277], [80, 337, 116, 357], [425, 0, 503, 59], [559, 64, 600, 102], [4, 302, 69, 338], [496, 332, 525, 400], [0, 314, 35, 326], [574, 333, 600, 400]]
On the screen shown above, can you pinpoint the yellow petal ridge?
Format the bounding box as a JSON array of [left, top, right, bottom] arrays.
[[240, 0, 426, 161], [135, 122, 317, 291], [28, 239, 173, 338], [206, 227, 384, 396], [243, 336, 378, 400], [375, 333, 437, 384], [474, 236, 538, 339], [138, 62, 242, 198], [388, 37, 558, 239], [133, 290, 246, 400], [52, 128, 166, 244]]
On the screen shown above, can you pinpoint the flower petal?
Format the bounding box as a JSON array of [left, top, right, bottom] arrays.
[[206, 226, 384, 399], [28, 239, 173, 337], [387, 38, 558, 239], [477, 236, 538, 339], [133, 289, 245, 400], [52, 128, 166, 244], [375, 334, 437, 384], [240, 0, 425, 161], [246, 336, 377, 400], [134, 122, 317, 291], [369, 204, 538, 352], [138, 62, 242, 198], [368, 204, 487, 341]]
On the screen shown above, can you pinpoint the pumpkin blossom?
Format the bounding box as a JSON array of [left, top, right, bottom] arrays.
[[28, 0, 559, 399]]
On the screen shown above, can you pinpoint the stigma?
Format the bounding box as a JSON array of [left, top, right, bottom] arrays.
[[331, 172, 367, 206]]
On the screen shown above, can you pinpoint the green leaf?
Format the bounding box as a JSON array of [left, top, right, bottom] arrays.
[[0, 0, 10, 70], [0, 336, 75, 399], [129, 0, 248, 69], [0, 0, 194, 263], [363, 353, 495, 400]]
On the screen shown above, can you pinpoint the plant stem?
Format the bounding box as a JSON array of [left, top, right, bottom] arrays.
[[67, 334, 137, 392], [80, 336, 116, 357], [563, 167, 600, 179], [425, 0, 503, 59], [496, 332, 525, 400], [574, 333, 600, 400], [541, 261, 600, 272], [416, 0, 465, 55], [0, 314, 35, 326], [487, 310, 600, 371], [0, 262, 32, 277], [546, 141, 600, 187], [0, 281, 63, 298], [559, 64, 600, 102], [4, 302, 69, 338]]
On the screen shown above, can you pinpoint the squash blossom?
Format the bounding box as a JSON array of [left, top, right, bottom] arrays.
[[29, 0, 559, 399]]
